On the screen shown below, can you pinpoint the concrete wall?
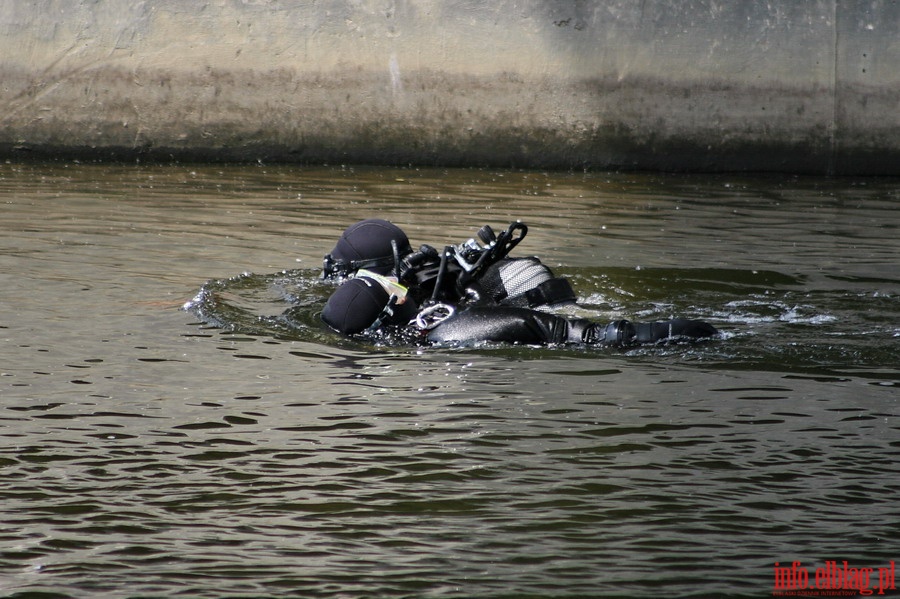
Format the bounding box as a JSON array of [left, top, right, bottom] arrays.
[[1, 0, 898, 174]]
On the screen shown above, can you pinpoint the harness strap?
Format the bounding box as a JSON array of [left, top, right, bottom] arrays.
[[321, 253, 398, 279], [363, 294, 399, 334], [504, 277, 576, 308]]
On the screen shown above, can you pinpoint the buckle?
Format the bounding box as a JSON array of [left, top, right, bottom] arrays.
[[415, 303, 455, 330]]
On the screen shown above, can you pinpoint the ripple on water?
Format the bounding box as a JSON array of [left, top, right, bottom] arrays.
[[2, 165, 899, 598]]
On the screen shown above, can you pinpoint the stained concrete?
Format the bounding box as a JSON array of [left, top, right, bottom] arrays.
[[1, 0, 898, 174]]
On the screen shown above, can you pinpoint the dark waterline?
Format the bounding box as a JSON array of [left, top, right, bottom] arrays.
[[1, 162, 898, 598]]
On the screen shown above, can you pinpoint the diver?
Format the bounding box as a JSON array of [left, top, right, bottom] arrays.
[[321, 218, 577, 309], [318, 218, 718, 347]]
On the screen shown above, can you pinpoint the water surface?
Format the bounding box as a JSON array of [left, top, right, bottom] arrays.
[[1, 163, 898, 598]]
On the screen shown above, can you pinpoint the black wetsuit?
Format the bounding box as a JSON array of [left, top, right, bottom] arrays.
[[423, 306, 717, 347], [411, 256, 717, 346], [319, 220, 718, 347]]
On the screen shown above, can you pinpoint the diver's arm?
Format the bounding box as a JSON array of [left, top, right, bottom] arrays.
[[426, 307, 717, 346], [425, 307, 570, 345]]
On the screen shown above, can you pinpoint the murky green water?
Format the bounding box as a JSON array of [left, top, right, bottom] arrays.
[[2, 162, 898, 598]]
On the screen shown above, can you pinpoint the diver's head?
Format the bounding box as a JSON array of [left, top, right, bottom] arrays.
[[321, 275, 417, 335], [322, 219, 412, 279]]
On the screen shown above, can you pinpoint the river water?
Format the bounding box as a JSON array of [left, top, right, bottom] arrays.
[[1, 162, 898, 598]]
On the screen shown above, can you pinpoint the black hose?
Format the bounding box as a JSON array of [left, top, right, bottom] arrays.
[[431, 245, 453, 303]]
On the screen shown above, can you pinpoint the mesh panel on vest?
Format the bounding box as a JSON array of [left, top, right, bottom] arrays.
[[480, 258, 552, 302]]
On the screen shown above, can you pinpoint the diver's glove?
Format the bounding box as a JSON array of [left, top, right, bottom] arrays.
[[633, 319, 718, 343], [575, 318, 717, 346]]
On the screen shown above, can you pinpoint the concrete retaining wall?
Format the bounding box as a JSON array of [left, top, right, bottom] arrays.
[[2, 0, 898, 174]]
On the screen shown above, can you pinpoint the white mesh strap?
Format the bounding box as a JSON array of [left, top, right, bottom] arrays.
[[497, 258, 553, 297]]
